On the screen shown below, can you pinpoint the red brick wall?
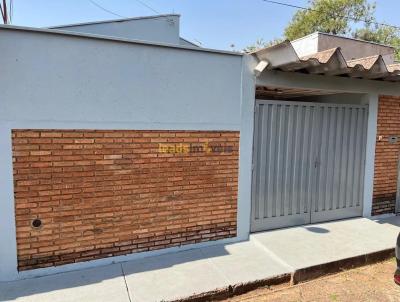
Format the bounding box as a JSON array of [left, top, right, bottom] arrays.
[[373, 96, 400, 215], [12, 130, 239, 271]]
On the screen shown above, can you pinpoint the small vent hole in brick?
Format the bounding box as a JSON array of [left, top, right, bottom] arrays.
[[32, 218, 42, 229]]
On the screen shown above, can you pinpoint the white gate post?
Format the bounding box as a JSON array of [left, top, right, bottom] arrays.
[[237, 55, 256, 240], [0, 124, 19, 281], [363, 94, 379, 217]]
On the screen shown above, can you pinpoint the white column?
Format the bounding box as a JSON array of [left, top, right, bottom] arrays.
[[0, 124, 18, 281], [363, 94, 379, 217], [237, 55, 256, 240]]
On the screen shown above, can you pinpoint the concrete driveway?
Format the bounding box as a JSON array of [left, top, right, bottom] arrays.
[[1, 216, 399, 302]]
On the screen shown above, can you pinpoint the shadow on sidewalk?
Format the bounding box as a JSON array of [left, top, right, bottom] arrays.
[[0, 245, 230, 301]]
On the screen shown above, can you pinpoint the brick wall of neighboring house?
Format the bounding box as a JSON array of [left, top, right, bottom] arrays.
[[372, 95, 400, 215], [12, 130, 239, 271]]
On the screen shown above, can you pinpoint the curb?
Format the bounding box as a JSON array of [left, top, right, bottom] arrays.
[[292, 248, 395, 284], [170, 273, 291, 302], [170, 248, 395, 302]]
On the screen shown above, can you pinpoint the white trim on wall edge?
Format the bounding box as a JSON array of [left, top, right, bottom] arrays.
[[362, 94, 378, 217]]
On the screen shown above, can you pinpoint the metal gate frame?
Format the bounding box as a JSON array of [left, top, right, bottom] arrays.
[[251, 99, 368, 232]]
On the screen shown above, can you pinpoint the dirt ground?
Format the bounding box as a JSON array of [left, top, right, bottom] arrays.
[[227, 259, 400, 302]]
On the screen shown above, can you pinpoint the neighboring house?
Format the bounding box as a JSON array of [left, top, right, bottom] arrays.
[[0, 15, 399, 281], [48, 14, 198, 47]]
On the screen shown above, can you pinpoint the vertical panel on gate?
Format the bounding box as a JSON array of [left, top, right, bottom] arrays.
[[251, 100, 368, 232], [311, 105, 368, 223], [251, 101, 317, 231]]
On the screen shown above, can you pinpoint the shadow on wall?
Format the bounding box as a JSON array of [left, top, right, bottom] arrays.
[[0, 246, 230, 301]]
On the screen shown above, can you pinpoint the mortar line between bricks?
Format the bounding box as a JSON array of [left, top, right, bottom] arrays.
[[120, 263, 132, 302]]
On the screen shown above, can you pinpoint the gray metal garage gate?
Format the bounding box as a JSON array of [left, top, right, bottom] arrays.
[[251, 100, 368, 232]]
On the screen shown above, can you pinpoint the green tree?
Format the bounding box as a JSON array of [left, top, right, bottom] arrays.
[[284, 0, 375, 40], [246, 0, 400, 62], [354, 25, 400, 60]]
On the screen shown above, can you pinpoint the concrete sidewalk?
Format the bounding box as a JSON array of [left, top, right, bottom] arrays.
[[1, 216, 399, 302]]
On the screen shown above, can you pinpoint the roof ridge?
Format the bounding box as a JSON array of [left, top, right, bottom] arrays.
[[47, 14, 180, 29], [0, 24, 242, 57], [347, 54, 381, 63]]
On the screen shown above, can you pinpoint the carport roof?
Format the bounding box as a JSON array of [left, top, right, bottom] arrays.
[[252, 41, 400, 82]]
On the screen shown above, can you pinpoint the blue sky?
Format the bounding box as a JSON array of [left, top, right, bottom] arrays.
[[10, 0, 400, 50]]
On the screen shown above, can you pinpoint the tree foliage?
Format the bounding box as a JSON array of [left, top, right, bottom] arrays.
[[354, 25, 400, 60], [245, 0, 400, 61], [284, 0, 375, 40]]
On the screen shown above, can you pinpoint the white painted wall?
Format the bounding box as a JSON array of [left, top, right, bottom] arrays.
[[0, 125, 18, 281], [0, 27, 247, 281], [291, 32, 319, 57], [179, 37, 199, 47], [51, 15, 181, 45], [0, 28, 242, 128]]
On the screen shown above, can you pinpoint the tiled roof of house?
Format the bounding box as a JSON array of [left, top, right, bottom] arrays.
[[252, 41, 400, 82]]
